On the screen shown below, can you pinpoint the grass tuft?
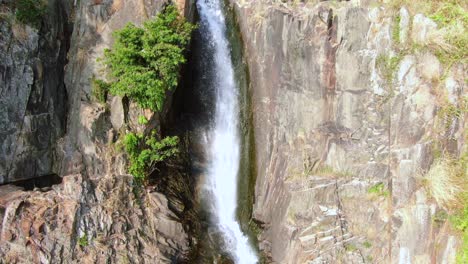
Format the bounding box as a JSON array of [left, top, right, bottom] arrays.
[[91, 77, 110, 104], [368, 183, 390, 197], [387, 0, 467, 68], [78, 234, 88, 247], [313, 165, 352, 178], [423, 156, 466, 208], [392, 14, 401, 44], [376, 54, 402, 86]]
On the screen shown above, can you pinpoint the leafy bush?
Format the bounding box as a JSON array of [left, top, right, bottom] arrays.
[[103, 5, 195, 112], [15, 0, 47, 27], [124, 131, 179, 183]]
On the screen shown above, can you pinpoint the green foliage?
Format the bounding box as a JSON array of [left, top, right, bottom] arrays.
[[103, 5, 195, 112], [392, 14, 401, 44], [429, 1, 468, 28], [433, 210, 449, 224], [437, 97, 468, 131], [124, 131, 179, 183], [363, 241, 372, 248], [344, 243, 357, 252], [451, 202, 468, 263], [138, 115, 149, 125], [451, 205, 468, 233], [91, 78, 110, 103], [388, 0, 467, 68], [78, 234, 88, 247], [368, 183, 390, 197], [15, 0, 46, 27], [376, 54, 402, 85]]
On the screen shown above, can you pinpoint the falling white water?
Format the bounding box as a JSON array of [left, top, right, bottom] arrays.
[[197, 0, 258, 263]]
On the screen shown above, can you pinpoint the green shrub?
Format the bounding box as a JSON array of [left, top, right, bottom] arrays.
[[91, 78, 110, 103], [15, 0, 47, 27], [451, 202, 468, 263], [344, 243, 357, 252], [363, 241, 372, 248], [124, 131, 179, 183], [103, 5, 195, 112], [78, 234, 88, 247], [138, 115, 149, 125], [368, 183, 390, 197]]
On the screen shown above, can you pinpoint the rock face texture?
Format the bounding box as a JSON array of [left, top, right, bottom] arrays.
[[0, 0, 196, 262], [0, 175, 188, 263], [230, 0, 466, 263], [0, 0, 72, 183]]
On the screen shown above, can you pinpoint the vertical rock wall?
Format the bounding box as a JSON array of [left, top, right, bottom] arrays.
[[230, 0, 466, 263], [0, 0, 197, 262], [0, 0, 72, 183]]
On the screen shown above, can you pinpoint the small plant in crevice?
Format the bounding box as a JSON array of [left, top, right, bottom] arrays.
[[392, 14, 401, 44], [78, 234, 88, 247], [91, 77, 110, 103], [137, 115, 148, 125], [313, 164, 352, 178], [344, 243, 358, 252], [436, 96, 468, 132], [132, 181, 143, 206], [362, 241, 372, 249], [376, 54, 402, 86], [123, 131, 179, 184], [368, 182, 390, 197]]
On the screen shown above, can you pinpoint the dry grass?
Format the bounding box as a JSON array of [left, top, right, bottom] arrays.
[[424, 157, 467, 208], [111, 0, 123, 14], [11, 22, 29, 42], [387, 0, 467, 67]]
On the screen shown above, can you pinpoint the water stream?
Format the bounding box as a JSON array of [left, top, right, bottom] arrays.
[[196, 0, 258, 263]]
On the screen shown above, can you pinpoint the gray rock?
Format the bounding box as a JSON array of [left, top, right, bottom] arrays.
[[0, 0, 71, 183], [411, 14, 438, 44], [399, 7, 410, 44], [229, 1, 465, 263], [110, 96, 125, 130]]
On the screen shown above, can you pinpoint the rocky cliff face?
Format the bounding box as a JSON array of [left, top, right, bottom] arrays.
[[0, 0, 196, 262], [230, 0, 466, 263], [0, 0, 72, 183]]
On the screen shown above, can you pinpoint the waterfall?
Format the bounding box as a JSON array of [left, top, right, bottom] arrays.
[[197, 0, 258, 263]]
